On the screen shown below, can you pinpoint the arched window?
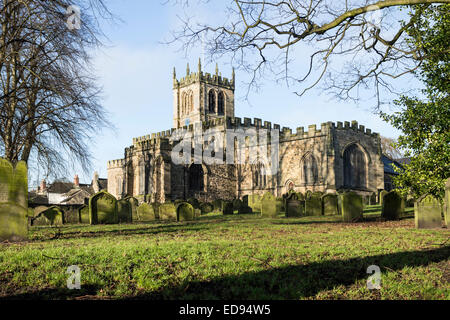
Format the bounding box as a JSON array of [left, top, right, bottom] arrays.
[[208, 90, 215, 113], [253, 162, 266, 189], [343, 144, 367, 189], [303, 154, 318, 185], [218, 91, 225, 114], [189, 91, 194, 112], [189, 164, 204, 191]]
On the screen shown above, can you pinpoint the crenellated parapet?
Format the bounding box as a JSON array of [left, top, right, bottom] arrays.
[[107, 159, 126, 169]]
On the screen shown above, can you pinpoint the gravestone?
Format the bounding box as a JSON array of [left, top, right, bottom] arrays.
[[213, 199, 223, 212], [445, 178, 450, 228], [414, 195, 443, 229], [200, 202, 214, 214], [305, 190, 313, 200], [137, 203, 156, 221], [285, 193, 304, 217], [322, 194, 339, 216], [222, 201, 234, 215], [125, 197, 139, 221], [340, 192, 363, 222], [379, 190, 388, 206], [305, 193, 322, 216], [233, 199, 243, 212], [33, 206, 64, 226], [248, 194, 262, 213], [0, 160, 28, 241], [159, 202, 177, 220], [296, 192, 305, 201], [261, 192, 277, 218], [242, 195, 249, 206], [381, 191, 404, 220], [238, 205, 252, 214], [63, 207, 81, 224], [79, 205, 90, 224], [177, 202, 195, 221], [117, 198, 132, 223], [89, 191, 118, 225]]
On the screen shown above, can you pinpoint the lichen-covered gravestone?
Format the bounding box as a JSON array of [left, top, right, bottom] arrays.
[[222, 201, 234, 215], [79, 205, 90, 224], [159, 202, 177, 220], [187, 198, 200, 209], [89, 191, 118, 225], [340, 192, 363, 222], [414, 195, 442, 229], [305, 193, 322, 216], [285, 193, 304, 217], [0, 160, 28, 241], [200, 202, 214, 214], [126, 197, 139, 221], [136, 203, 156, 221], [63, 207, 80, 224], [261, 192, 277, 218], [381, 191, 404, 220], [445, 178, 450, 228], [177, 202, 195, 221], [117, 198, 132, 223], [322, 194, 339, 216]]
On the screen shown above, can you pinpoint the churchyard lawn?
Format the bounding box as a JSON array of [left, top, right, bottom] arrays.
[[0, 206, 448, 300]]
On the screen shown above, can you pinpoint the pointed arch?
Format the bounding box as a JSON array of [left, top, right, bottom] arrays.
[[342, 143, 368, 189], [208, 89, 215, 113], [301, 152, 319, 185]]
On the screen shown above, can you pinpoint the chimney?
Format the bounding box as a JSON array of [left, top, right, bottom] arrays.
[[92, 171, 100, 193], [74, 174, 79, 187], [40, 179, 46, 193]]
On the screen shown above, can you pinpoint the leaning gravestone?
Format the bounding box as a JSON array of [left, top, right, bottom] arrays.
[[117, 198, 132, 223], [137, 203, 156, 221], [445, 178, 450, 228], [222, 201, 234, 215], [285, 193, 304, 217], [305, 193, 322, 216], [381, 191, 404, 220], [89, 191, 118, 225], [0, 160, 28, 241], [322, 194, 339, 216], [159, 202, 177, 221], [340, 192, 363, 222], [177, 202, 195, 222], [415, 194, 442, 229], [261, 192, 277, 218]]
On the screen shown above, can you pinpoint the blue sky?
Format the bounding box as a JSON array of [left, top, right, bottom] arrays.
[[58, 0, 406, 185]]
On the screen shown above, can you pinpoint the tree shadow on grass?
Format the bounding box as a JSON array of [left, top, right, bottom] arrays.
[[0, 284, 102, 300], [125, 245, 450, 300]]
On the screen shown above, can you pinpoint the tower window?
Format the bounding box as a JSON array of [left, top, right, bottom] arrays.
[[208, 90, 215, 113], [218, 91, 224, 115]]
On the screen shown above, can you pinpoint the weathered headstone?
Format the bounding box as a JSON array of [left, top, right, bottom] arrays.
[[63, 207, 81, 224], [414, 195, 443, 229], [0, 160, 28, 241], [33, 206, 64, 226], [261, 192, 277, 218], [322, 194, 339, 216], [177, 202, 195, 221], [79, 205, 90, 224], [117, 198, 132, 223], [305, 190, 313, 200], [222, 201, 234, 215], [305, 193, 322, 216], [125, 197, 139, 221], [381, 191, 404, 220], [213, 199, 223, 212], [242, 195, 249, 206], [340, 192, 363, 222], [200, 202, 214, 214], [159, 202, 177, 220], [89, 191, 118, 225], [285, 193, 304, 217], [137, 203, 156, 221], [233, 199, 244, 212]]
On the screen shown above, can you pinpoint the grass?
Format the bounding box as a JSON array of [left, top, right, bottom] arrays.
[[0, 205, 448, 300]]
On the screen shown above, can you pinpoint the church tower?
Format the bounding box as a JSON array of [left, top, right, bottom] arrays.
[[173, 59, 235, 128]]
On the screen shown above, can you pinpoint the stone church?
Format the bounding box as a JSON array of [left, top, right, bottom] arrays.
[[107, 61, 384, 203]]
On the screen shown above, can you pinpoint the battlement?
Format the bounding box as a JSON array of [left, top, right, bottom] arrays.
[[173, 59, 235, 90], [107, 159, 125, 169]]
